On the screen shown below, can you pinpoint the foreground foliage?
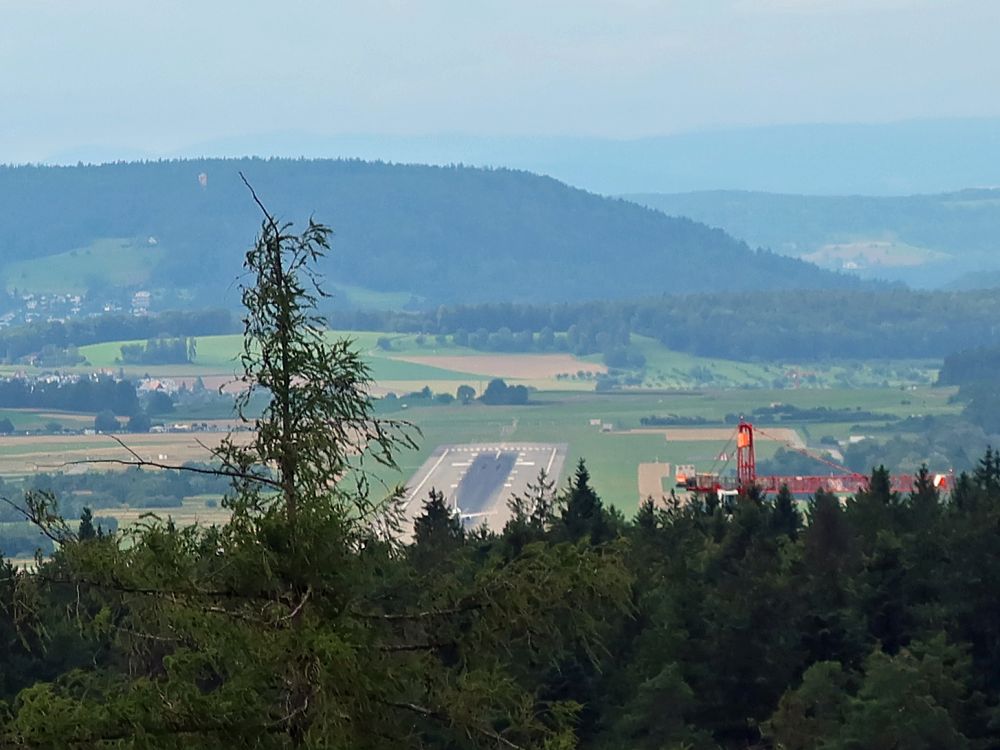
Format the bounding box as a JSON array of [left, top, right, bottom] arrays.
[[0, 193, 630, 749], [3, 194, 1000, 748], [8, 456, 1000, 747]]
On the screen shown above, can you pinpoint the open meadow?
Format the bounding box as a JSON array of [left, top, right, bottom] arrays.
[[2, 238, 167, 294]]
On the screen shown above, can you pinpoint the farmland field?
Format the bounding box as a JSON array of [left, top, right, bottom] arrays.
[[0, 409, 93, 430], [0, 382, 962, 522], [73, 330, 940, 394], [98, 496, 231, 529], [77, 332, 607, 391], [0, 431, 253, 477], [630, 335, 939, 389], [390, 353, 606, 379], [1, 324, 963, 520]]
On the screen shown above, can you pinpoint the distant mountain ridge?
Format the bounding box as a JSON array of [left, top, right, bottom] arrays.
[[627, 188, 1000, 289], [0, 159, 857, 308], [39, 118, 1000, 196]]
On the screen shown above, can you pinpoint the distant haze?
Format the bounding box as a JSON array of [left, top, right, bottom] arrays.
[[162, 121, 1000, 196], [2, 1, 999, 194]]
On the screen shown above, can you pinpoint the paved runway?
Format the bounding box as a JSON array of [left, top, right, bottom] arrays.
[[403, 443, 568, 535]]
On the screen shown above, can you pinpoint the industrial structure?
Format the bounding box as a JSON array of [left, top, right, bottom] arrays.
[[679, 420, 951, 497]]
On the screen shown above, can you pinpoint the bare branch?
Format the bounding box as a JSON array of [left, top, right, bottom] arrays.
[[239, 171, 277, 226], [37, 455, 282, 491], [0, 494, 75, 546], [4, 717, 288, 747], [378, 641, 456, 653], [353, 601, 483, 621], [36, 573, 281, 603], [279, 585, 312, 623], [106, 433, 145, 464]]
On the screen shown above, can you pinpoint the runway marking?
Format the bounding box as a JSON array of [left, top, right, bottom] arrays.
[[451, 461, 471, 467], [407, 448, 450, 504], [516, 461, 535, 466], [545, 448, 557, 476]]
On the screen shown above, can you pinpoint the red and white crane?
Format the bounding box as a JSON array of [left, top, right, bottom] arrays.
[[681, 420, 951, 497]]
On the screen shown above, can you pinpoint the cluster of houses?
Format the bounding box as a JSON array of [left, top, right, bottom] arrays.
[[0, 289, 154, 330], [0, 292, 84, 328]]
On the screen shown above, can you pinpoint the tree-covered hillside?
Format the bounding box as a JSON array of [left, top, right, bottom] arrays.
[[628, 188, 1000, 288], [0, 160, 855, 306]]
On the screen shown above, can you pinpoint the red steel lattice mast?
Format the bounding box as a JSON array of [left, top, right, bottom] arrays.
[[736, 420, 756, 490]]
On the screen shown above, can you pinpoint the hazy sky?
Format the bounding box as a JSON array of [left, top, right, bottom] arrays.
[[1, 0, 998, 163]]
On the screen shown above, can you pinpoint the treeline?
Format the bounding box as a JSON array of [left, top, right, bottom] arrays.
[[951, 382, 1000, 436], [480, 378, 529, 405], [378, 380, 528, 409], [119, 336, 195, 365], [0, 309, 235, 363], [8, 456, 1000, 746], [0, 376, 139, 415], [938, 344, 1000, 386], [640, 414, 710, 426], [16, 467, 227, 516], [0, 511, 118, 557], [368, 303, 634, 359], [332, 288, 1000, 360], [736, 404, 896, 424], [0, 467, 227, 557], [926, 345, 1000, 435], [640, 406, 895, 428]]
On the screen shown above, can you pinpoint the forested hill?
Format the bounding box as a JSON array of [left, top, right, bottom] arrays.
[[0, 159, 856, 306], [627, 188, 1000, 288]]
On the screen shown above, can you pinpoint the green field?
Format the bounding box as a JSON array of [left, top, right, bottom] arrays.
[[79, 333, 481, 383], [75, 330, 940, 393], [0, 383, 963, 517], [2, 238, 166, 294], [327, 282, 419, 311], [632, 335, 938, 389], [0, 409, 92, 431]]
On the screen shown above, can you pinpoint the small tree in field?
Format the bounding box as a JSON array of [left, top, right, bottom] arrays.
[[93, 410, 119, 433]]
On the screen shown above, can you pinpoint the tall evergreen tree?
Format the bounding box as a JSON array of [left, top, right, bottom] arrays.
[[413, 488, 463, 548], [770, 484, 802, 540], [3, 188, 627, 748], [560, 459, 613, 545], [908, 464, 942, 528], [501, 469, 555, 557], [77, 507, 96, 542], [846, 465, 902, 553], [411, 488, 465, 573]]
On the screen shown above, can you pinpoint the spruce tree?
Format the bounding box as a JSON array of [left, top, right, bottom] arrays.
[[561, 459, 613, 544], [770, 484, 802, 540], [77, 507, 96, 542]]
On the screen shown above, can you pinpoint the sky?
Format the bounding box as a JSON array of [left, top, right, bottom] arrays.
[[1, 0, 998, 164]]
